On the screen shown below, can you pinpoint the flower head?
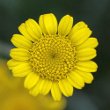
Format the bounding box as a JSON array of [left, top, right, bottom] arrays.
[[7, 13, 98, 101]]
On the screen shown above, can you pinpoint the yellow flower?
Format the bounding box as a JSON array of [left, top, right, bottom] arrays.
[[1, 93, 66, 110], [0, 59, 66, 110], [1, 93, 38, 110], [7, 13, 98, 101]]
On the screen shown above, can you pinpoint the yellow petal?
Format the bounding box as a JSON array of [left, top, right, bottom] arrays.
[[12, 62, 31, 77], [24, 72, 39, 89], [67, 76, 82, 89], [29, 86, 40, 96], [51, 82, 62, 101], [69, 28, 92, 46], [76, 48, 96, 61], [58, 15, 73, 36], [29, 85, 40, 96], [59, 79, 73, 97], [25, 19, 42, 40], [39, 13, 57, 35], [10, 48, 29, 61], [18, 23, 34, 41], [69, 21, 87, 34], [11, 34, 32, 49], [35, 79, 52, 95], [67, 70, 85, 89], [75, 61, 98, 72], [77, 37, 99, 50], [76, 70, 94, 84], [29, 78, 44, 96], [7, 59, 22, 70], [40, 79, 52, 95]]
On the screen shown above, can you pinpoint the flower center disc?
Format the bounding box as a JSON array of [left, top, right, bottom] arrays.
[[29, 36, 76, 81]]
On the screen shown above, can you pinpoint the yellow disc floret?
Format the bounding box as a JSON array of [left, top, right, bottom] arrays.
[[29, 36, 76, 81]]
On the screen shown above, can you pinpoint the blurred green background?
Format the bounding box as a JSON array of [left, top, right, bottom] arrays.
[[0, 0, 110, 110]]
